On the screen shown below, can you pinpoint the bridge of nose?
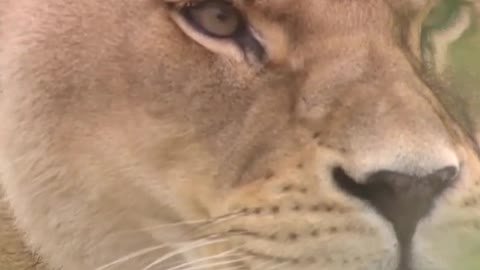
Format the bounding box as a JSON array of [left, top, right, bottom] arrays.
[[297, 38, 461, 179], [310, 79, 460, 181], [291, 25, 465, 270]]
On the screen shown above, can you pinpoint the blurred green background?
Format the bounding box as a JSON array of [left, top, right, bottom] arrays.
[[450, 19, 480, 127], [447, 16, 480, 270]]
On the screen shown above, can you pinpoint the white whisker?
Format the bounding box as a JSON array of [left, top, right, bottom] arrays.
[[95, 243, 171, 270], [166, 249, 239, 270], [218, 265, 247, 270], [118, 212, 242, 236], [264, 262, 288, 270], [251, 261, 270, 269], [116, 220, 211, 235], [141, 238, 229, 270], [191, 215, 242, 234], [176, 258, 245, 270], [204, 214, 240, 226], [94, 237, 225, 270]]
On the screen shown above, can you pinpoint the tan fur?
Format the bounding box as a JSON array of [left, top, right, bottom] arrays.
[[0, 189, 45, 270], [0, 0, 479, 270]]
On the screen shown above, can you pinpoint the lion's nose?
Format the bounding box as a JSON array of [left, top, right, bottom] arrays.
[[332, 165, 458, 241]]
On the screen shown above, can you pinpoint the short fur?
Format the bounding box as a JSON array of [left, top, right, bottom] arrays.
[[0, 0, 479, 270]]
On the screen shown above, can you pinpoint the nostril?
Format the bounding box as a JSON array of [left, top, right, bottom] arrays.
[[332, 165, 459, 266], [332, 166, 459, 210], [431, 166, 459, 183], [332, 167, 371, 201]]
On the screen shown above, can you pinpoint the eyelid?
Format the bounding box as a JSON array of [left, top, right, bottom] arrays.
[[169, 2, 266, 65], [169, 11, 246, 62]]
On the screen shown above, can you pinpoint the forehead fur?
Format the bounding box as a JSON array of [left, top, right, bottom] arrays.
[[244, 0, 433, 13], [164, 0, 438, 39], [166, 0, 433, 13], [245, 0, 436, 37]]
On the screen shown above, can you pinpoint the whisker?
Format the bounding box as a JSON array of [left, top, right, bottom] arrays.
[[203, 213, 243, 227], [141, 238, 229, 270], [95, 237, 228, 270], [116, 220, 212, 235], [264, 262, 289, 270], [174, 257, 246, 270], [117, 211, 243, 237], [251, 261, 271, 268], [95, 211, 244, 270], [217, 265, 247, 270], [219, 267, 243, 270], [166, 249, 239, 270], [188, 212, 244, 235], [249, 261, 288, 270], [94, 243, 171, 270]]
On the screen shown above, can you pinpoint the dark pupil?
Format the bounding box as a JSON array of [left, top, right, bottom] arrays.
[[215, 8, 229, 21]]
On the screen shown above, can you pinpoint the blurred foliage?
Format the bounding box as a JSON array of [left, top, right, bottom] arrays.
[[447, 14, 480, 270], [432, 229, 480, 270], [450, 19, 480, 121]]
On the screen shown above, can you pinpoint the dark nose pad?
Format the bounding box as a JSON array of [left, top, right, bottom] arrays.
[[333, 166, 458, 246]]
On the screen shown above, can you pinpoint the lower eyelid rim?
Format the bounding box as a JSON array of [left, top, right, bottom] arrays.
[[169, 11, 247, 62]]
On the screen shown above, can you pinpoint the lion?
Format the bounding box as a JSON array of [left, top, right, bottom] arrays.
[[0, 0, 479, 270]]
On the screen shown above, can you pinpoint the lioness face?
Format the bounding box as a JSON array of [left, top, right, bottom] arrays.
[[0, 0, 479, 270]]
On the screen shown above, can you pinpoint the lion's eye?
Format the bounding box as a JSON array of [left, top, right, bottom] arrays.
[[182, 0, 245, 38], [170, 0, 265, 64]]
